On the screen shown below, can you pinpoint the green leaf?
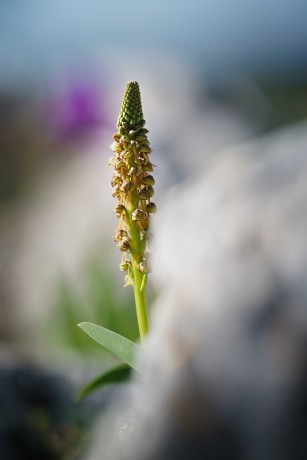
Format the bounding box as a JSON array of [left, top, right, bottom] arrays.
[[77, 363, 132, 400], [78, 322, 142, 372]]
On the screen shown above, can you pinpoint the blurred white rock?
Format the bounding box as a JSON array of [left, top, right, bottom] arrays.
[[87, 118, 307, 460]]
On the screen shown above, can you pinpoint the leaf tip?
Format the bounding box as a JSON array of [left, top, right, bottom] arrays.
[[77, 321, 89, 329]]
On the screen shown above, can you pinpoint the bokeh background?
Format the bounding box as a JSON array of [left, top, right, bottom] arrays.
[[1, 0, 307, 458]]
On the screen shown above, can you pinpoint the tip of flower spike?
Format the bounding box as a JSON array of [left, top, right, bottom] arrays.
[[117, 81, 144, 129], [127, 80, 138, 86]]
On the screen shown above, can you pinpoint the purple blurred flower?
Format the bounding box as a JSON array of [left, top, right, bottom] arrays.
[[47, 79, 109, 144]]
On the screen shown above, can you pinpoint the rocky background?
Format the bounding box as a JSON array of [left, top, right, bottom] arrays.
[[88, 120, 307, 460]]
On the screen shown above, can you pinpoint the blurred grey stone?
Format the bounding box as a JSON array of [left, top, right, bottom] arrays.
[[96, 120, 307, 460]]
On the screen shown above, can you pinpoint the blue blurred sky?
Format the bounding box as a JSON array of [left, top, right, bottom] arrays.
[[0, 0, 307, 86]]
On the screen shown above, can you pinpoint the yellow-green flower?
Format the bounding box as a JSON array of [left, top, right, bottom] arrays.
[[109, 81, 156, 341]]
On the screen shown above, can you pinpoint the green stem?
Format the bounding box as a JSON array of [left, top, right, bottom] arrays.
[[131, 258, 149, 343], [127, 204, 149, 343]]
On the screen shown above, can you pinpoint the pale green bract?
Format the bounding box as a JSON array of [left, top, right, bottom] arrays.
[[78, 322, 142, 372]]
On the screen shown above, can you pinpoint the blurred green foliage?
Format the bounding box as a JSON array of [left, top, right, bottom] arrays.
[[48, 258, 140, 355], [260, 80, 307, 130]]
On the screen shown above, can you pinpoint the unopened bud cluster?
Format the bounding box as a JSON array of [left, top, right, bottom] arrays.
[[109, 81, 156, 280]]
